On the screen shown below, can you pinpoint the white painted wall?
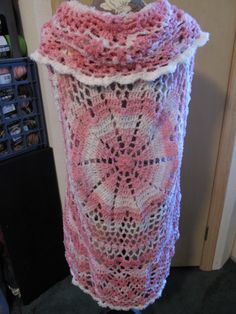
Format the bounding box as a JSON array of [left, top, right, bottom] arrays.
[[18, 0, 236, 269]]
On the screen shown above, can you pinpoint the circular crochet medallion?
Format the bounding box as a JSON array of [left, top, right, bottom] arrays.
[[69, 81, 179, 218]]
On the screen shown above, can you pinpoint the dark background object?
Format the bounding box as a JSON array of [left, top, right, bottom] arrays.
[[0, 0, 21, 58], [0, 14, 11, 59], [0, 0, 69, 308], [0, 147, 69, 304], [0, 289, 9, 314]]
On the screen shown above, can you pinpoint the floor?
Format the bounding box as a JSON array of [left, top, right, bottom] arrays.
[[14, 258, 236, 314]]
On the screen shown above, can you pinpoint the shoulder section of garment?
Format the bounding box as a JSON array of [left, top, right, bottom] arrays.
[[30, 0, 210, 87]]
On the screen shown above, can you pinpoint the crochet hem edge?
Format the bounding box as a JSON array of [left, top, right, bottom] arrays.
[[70, 274, 167, 311], [66, 230, 181, 311], [30, 31, 209, 87]]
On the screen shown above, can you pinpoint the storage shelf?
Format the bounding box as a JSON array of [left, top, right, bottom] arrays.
[[0, 57, 48, 160]]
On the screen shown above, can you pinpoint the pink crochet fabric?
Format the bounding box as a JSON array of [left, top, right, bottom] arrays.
[[31, 0, 209, 311]]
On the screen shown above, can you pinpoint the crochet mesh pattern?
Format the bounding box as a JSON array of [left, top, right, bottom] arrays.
[[31, 0, 209, 311]]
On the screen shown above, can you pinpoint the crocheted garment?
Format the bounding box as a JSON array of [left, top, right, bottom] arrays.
[[31, 0, 209, 311]]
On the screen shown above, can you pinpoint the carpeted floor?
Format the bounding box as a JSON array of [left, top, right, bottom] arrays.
[[20, 258, 236, 314]]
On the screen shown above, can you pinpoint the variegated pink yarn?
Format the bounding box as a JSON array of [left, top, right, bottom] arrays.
[[31, 0, 209, 311]]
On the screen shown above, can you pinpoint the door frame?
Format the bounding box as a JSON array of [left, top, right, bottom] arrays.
[[50, 0, 236, 271], [200, 31, 236, 271]]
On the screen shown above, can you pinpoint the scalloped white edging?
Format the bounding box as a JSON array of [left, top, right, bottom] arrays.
[[70, 273, 167, 311], [30, 31, 209, 87]]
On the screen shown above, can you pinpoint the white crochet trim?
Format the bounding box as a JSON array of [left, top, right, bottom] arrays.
[[70, 274, 167, 311], [30, 31, 209, 87]]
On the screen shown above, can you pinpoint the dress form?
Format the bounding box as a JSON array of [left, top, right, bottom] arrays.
[[92, 0, 146, 13]]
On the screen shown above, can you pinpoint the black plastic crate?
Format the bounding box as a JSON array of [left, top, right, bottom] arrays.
[[0, 57, 48, 160]]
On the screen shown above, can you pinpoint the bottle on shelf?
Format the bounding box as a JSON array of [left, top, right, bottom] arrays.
[[0, 14, 11, 58]]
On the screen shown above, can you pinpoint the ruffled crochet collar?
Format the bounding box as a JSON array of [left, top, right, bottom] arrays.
[[31, 0, 209, 86]]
